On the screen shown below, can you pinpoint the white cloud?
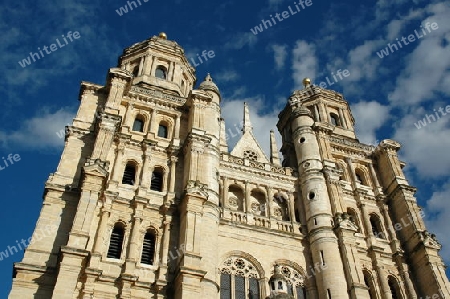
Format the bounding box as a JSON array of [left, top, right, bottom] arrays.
[[351, 101, 390, 144], [270, 44, 288, 70], [424, 180, 450, 264], [291, 40, 317, 89], [214, 70, 240, 83], [224, 32, 258, 50], [388, 3, 450, 106], [393, 110, 450, 178], [0, 107, 76, 150], [346, 40, 383, 82]]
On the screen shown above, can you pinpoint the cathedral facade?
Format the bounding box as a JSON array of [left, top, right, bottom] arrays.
[[9, 33, 450, 299]]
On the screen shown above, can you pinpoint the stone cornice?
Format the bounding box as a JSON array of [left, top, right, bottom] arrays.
[[129, 85, 187, 106]]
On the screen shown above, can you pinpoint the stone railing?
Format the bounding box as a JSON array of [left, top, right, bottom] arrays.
[[253, 216, 271, 228]]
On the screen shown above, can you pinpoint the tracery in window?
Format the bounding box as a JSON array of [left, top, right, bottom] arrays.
[[243, 150, 258, 161], [219, 257, 260, 299]]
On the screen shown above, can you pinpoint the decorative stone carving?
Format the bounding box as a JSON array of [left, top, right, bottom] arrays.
[[219, 257, 259, 278], [185, 180, 209, 199]]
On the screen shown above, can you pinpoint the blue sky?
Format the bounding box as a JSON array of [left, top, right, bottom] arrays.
[[0, 0, 449, 296]]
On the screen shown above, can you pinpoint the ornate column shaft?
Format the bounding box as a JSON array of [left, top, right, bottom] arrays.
[[169, 157, 178, 193]]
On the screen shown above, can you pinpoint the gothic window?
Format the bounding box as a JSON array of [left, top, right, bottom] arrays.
[[330, 113, 341, 126], [219, 257, 260, 299], [370, 214, 385, 239], [388, 276, 402, 299], [243, 150, 258, 161], [122, 162, 136, 185], [363, 270, 377, 299], [107, 223, 125, 259], [274, 264, 306, 299], [132, 115, 145, 132], [158, 122, 168, 138], [150, 168, 164, 191], [140, 230, 156, 265], [155, 65, 167, 79]]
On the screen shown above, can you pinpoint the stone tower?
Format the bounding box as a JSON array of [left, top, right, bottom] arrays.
[[9, 33, 450, 299]]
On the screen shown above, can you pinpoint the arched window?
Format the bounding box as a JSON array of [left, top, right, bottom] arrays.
[[355, 169, 367, 185], [132, 65, 139, 77], [330, 113, 341, 126], [155, 66, 167, 79], [276, 264, 307, 299], [141, 230, 156, 265], [107, 223, 124, 259], [122, 162, 136, 185], [364, 270, 377, 299], [273, 194, 290, 221], [388, 276, 402, 299], [370, 214, 385, 239], [150, 168, 164, 192], [158, 122, 168, 138], [219, 257, 260, 299], [132, 115, 145, 132], [228, 185, 245, 212], [250, 189, 266, 216]]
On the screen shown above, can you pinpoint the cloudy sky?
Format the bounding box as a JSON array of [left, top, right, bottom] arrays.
[[0, 0, 449, 296]]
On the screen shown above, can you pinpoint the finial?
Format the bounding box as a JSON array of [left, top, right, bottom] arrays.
[[205, 73, 212, 81], [243, 102, 253, 133], [302, 77, 311, 88], [159, 32, 167, 40]]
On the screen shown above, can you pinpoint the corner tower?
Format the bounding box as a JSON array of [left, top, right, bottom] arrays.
[[277, 78, 450, 299]]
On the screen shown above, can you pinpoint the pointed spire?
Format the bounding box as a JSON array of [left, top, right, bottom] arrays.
[[270, 130, 281, 166], [243, 102, 253, 133]]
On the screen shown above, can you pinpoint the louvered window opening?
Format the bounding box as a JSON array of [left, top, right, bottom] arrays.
[[151, 171, 163, 191], [141, 232, 156, 265], [122, 164, 136, 185], [107, 226, 124, 259]]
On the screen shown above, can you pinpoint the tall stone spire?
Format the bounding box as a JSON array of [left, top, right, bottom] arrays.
[[242, 102, 253, 133], [270, 130, 281, 166]]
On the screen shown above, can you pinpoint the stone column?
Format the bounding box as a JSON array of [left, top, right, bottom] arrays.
[[338, 108, 347, 129], [376, 266, 392, 299], [111, 143, 125, 182], [288, 192, 296, 224], [267, 187, 274, 219], [150, 109, 158, 135], [223, 177, 229, 208], [140, 142, 152, 188], [123, 103, 134, 129], [138, 56, 144, 76], [314, 105, 320, 121], [245, 181, 251, 213], [169, 157, 178, 193], [345, 157, 357, 188], [160, 215, 172, 266], [358, 201, 372, 238], [174, 114, 181, 139]]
